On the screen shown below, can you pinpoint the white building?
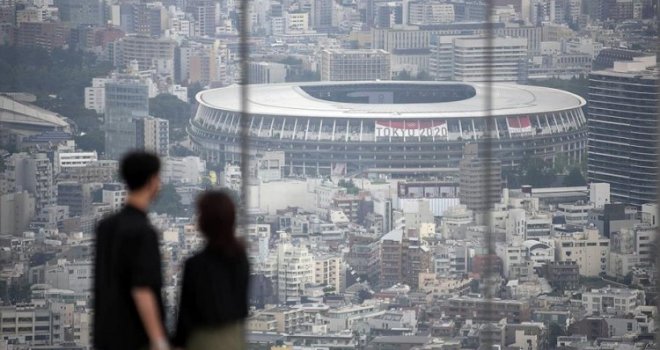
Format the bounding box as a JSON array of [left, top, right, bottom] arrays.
[[554, 227, 609, 277], [135, 116, 169, 157], [248, 62, 287, 84], [285, 11, 309, 33], [408, 2, 454, 25], [101, 183, 127, 211], [167, 84, 188, 103], [313, 253, 345, 293], [320, 49, 391, 81], [44, 260, 93, 293], [589, 182, 611, 209], [162, 156, 206, 185], [440, 205, 473, 239], [557, 201, 594, 226], [274, 233, 315, 303], [54, 151, 98, 174], [0, 304, 65, 346], [452, 37, 528, 82], [84, 77, 110, 113], [222, 164, 242, 191], [581, 287, 645, 315]]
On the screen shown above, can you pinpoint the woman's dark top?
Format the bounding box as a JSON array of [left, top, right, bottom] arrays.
[[173, 246, 250, 347]]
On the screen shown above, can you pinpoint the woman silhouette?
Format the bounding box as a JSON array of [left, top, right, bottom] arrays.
[[173, 191, 249, 350]]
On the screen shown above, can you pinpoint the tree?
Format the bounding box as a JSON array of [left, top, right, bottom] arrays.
[[563, 167, 586, 186], [415, 71, 433, 81], [393, 70, 412, 80], [548, 322, 565, 348], [151, 184, 186, 217], [75, 129, 104, 154], [149, 94, 191, 130], [521, 157, 557, 187], [187, 82, 204, 102]]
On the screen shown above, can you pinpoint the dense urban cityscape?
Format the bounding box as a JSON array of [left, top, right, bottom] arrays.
[[0, 0, 659, 349]]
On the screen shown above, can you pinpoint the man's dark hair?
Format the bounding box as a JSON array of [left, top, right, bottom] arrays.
[[119, 151, 161, 191]]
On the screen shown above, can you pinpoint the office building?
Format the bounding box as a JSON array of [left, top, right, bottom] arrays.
[[4, 153, 54, 213], [408, 2, 455, 25], [113, 36, 176, 72], [378, 226, 431, 289], [452, 37, 528, 82], [581, 287, 645, 315], [313, 253, 345, 293], [103, 79, 149, 160], [274, 234, 314, 303], [0, 191, 35, 236], [16, 22, 71, 51], [102, 183, 127, 211], [554, 228, 609, 277], [312, 0, 333, 30], [54, 0, 104, 27], [58, 160, 117, 184], [162, 156, 206, 185], [135, 116, 169, 157], [445, 297, 530, 323], [54, 151, 98, 174], [0, 305, 65, 346], [587, 56, 658, 207], [248, 62, 287, 84], [459, 144, 502, 212], [187, 0, 216, 37], [321, 49, 391, 81], [57, 182, 101, 217]]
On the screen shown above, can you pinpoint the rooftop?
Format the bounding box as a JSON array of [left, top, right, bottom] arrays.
[[197, 81, 586, 119]]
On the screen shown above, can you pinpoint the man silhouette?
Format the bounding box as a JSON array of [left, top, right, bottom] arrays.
[[94, 151, 169, 350]]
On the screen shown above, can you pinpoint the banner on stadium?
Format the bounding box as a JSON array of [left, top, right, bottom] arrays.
[[375, 120, 448, 139], [506, 116, 533, 134]]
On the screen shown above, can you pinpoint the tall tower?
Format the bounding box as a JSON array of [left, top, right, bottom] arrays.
[[588, 56, 658, 206], [459, 143, 502, 212]]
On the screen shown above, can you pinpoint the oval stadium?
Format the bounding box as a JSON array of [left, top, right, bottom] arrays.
[[188, 81, 587, 177]]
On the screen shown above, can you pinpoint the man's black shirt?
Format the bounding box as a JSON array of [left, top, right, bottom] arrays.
[[94, 205, 164, 350]]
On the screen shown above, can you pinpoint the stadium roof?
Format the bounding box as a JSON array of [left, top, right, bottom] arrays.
[[197, 81, 586, 119], [0, 95, 70, 129]]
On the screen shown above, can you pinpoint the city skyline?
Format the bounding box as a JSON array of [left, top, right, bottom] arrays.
[[0, 0, 659, 349]]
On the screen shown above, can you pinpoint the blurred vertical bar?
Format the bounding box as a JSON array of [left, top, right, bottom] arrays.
[[655, 50, 660, 350], [239, 0, 251, 227], [482, 0, 496, 348]]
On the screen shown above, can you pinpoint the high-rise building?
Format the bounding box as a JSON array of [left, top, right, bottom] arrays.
[[312, 0, 333, 30], [54, 0, 105, 27], [459, 144, 502, 212], [135, 116, 169, 157], [187, 0, 216, 37], [248, 62, 287, 84], [0, 191, 35, 236], [378, 225, 431, 289], [4, 153, 54, 213], [57, 182, 101, 217], [274, 234, 314, 303], [452, 36, 528, 82], [313, 253, 345, 293], [103, 79, 149, 160], [554, 227, 609, 277], [408, 2, 455, 25], [321, 49, 391, 81], [113, 36, 176, 72], [587, 56, 658, 207]]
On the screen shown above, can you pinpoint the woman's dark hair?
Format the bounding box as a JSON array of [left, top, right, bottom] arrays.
[[196, 190, 244, 255]]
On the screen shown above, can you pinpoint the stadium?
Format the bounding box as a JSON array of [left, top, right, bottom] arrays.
[[188, 81, 587, 177]]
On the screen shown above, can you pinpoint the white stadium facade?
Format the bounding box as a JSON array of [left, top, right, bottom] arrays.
[[188, 81, 587, 176]]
